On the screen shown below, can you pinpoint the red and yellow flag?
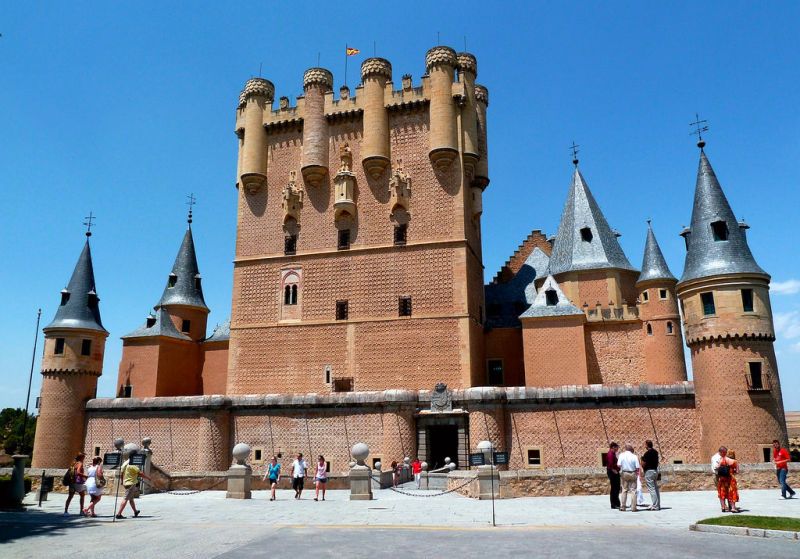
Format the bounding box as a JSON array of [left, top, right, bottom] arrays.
[[346, 47, 360, 56]]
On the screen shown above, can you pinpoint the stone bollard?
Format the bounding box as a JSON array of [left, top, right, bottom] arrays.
[[10, 455, 28, 506], [140, 438, 155, 495], [226, 443, 252, 499], [476, 441, 499, 500], [349, 442, 373, 501]]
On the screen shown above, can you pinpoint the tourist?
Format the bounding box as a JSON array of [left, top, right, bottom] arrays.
[[641, 440, 660, 511], [83, 456, 105, 517], [716, 449, 739, 512], [263, 456, 281, 501], [314, 455, 328, 501], [606, 442, 621, 509], [116, 450, 151, 519], [726, 450, 742, 512], [711, 446, 727, 489], [64, 452, 87, 516], [291, 453, 308, 499], [411, 457, 422, 489], [773, 439, 796, 499], [617, 443, 640, 512]]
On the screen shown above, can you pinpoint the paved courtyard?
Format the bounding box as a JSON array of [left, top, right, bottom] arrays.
[[1, 487, 798, 558]]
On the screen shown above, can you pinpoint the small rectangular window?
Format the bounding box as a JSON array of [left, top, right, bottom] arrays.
[[324, 366, 332, 385], [748, 361, 765, 391], [762, 447, 772, 463], [336, 300, 348, 321], [168, 274, 177, 287], [94, 446, 101, 457], [54, 338, 65, 355], [741, 289, 754, 312], [701, 292, 716, 315], [81, 339, 92, 356], [527, 449, 541, 466], [285, 235, 297, 255], [333, 377, 354, 392], [194, 276, 202, 290], [642, 290, 649, 302], [338, 229, 351, 250], [181, 319, 191, 333], [254, 449, 262, 462], [487, 359, 503, 386], [659, 289, 668, 300], [711, 220, 729, 241], [122, 385, 133, 398], [672, 459, 684, 465], [545, 289, 558, 306], [580, 227, 593, 242], [394, 224, 407, 245], [399, 296, 412, 317]]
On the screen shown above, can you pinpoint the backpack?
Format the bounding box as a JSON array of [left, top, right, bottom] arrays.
[[62, 466, 74, 486], [717, 459, 731, 478]]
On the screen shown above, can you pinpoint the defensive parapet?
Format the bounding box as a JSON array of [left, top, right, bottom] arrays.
[[425, 46, 459, 171], [301, 68, 333, 186], [360, 58, 392, 179], [237, 78, 274, 194]]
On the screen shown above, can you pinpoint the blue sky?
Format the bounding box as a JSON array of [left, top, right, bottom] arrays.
[[1, 2, 798, 411]]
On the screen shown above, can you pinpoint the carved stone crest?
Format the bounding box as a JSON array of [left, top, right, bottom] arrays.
[[430, 382, 452, 413]]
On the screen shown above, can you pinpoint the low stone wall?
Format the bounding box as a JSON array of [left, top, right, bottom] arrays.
[[448, 463, 785, 499]]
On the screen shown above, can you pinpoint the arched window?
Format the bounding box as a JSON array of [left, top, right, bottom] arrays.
[[282, 270, 300, 308], [284, 285, 292, 305], [666, 321, 674, 334], [291, 284, 298, 305], [646, 323, 653, 336]]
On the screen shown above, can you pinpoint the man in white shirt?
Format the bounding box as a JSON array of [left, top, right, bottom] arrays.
[[711, 446, 727, 489], [291, 453, 308, 500], [617, 443, 641, 512]]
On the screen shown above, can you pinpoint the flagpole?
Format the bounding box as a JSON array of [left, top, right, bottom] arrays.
[[344, 44, 348, 87]]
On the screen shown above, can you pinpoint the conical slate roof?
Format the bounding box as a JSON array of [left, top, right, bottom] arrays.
[[637, 223, 676, 284], [548, 167, 636, 276], [122, 307, 191, 340], [679, 150, 768, 284], [157, 227, 208, 311], [45, 238, 107, 333], [484, 247, 550, 328], [519, 275, 583, 318]]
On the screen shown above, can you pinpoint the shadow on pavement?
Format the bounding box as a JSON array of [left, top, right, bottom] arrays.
[[0, 507, 102, 544]]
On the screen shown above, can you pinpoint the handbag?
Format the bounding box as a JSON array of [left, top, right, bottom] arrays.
[[96, 470, 107, 488], [62, 466, 74, 487]]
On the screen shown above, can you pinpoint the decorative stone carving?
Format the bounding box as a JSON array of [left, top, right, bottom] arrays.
[[401, 74, 413, 91], [238, 77, 275, 108], [279, 96, 290, 110], [389, 160, 411, 213], [425, 46, 457, 72], [334, 144, 356, 220], [339, 85, 350, 100], [232, 442, 251, 466], [430, 382, 452, 412], [282, 171, 303, 223], [456, 52, 478, 76]]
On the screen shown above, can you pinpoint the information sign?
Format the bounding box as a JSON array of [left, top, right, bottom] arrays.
[[129, 453, 146, 467], [469, 453, 485, 466], [493, 451, 509, 465], [103, 452, 121, 468]]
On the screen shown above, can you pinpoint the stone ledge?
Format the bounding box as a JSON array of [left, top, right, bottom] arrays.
[[690, 523, 800, 540]]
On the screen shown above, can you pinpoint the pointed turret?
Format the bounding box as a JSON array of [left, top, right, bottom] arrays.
[[679, 150, 767, 284], [637, 223, 676, 285], [548, 167, 636, 276], [158, 226, 209, 311], [44, 238, 107, 333]]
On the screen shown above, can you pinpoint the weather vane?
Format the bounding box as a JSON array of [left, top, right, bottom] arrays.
[[186, 193, 196, 225], [83, 211, 95, 237], [690, 113, 709, 149], [570, 141, 580, 166]]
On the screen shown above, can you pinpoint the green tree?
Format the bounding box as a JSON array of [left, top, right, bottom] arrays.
[[0, 408, 37, 456]]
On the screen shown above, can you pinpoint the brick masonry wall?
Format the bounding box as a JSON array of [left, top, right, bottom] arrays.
[[200, 343, 229, 395], [522, 318, 588, 386], [484, 328, 524, 387], [691, 338, 788, 462], [585, 322, 645, 384], [117, 342, 160, 398]]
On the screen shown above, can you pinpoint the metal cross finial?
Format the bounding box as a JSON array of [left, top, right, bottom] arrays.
[[690, 113, 709, 149], [83, 211, 95, 237], [570, 141, 580, 166], [186, 193, 196, 225]]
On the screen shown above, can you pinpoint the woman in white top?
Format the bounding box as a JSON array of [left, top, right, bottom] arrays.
[[313, 455, 328, 501], [83, 457, 105, 517]]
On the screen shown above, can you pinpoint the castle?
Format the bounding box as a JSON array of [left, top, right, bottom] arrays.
[[32, 47, 788, 475]]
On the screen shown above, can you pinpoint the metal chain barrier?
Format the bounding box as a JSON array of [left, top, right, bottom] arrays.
[[370, 472, 478, 497], [143, 476, 229, 496]]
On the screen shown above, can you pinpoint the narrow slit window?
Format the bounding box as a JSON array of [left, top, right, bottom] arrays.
[[741, 289, 754, 312], [701, 292, 716, 315], [336, 300, 348, 321], [194, 276, 202, 290], [284, 285, 291, 305], [399, 296, 412, 317], [545, 289, 558, 306], [122, 384, 133, 398], [54, 338, 65, 355], [580, 227, 593, 242], [646, 323, 653, 335], [711, 220, 729, 241], [666, 321, 674, 334], [81, 339, 92, 356]]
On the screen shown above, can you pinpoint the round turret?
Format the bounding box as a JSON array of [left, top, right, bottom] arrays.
[[456, 52, 478, 76], [474, 84, 490, 188], [238, 78, 275, 108], [301, 67, 333, 187], [425, 46, 459, 171], [456, 52, 479, 181], [360, 58, 392, 179], [238, 78, 273, 194]]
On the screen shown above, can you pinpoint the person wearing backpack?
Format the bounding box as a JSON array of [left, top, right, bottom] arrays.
[[63, 452, 87, 516]]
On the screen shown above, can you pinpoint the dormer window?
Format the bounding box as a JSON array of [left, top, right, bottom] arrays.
[[194, 276, 202, 290], [168, 273, 177, 288], [146, 315, 156, 328], [545, 289, 558, 306], [181, 319, 191, 333], [580, 227, 593, 242], [60, 290, 70, 306], [87, 291, 99, 308], [711, 220, 729, 241]]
